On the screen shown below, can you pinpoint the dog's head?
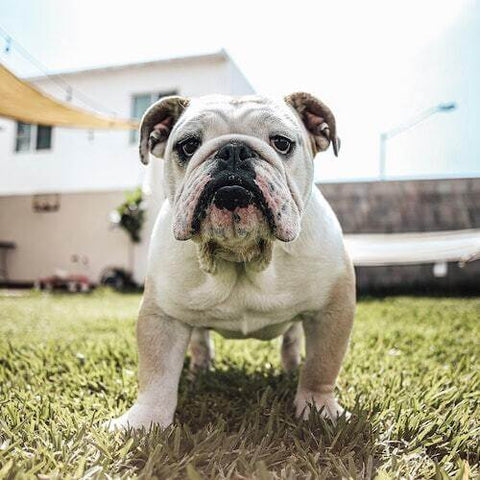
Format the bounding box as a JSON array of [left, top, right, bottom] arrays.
[[139, 93, 339, 272]]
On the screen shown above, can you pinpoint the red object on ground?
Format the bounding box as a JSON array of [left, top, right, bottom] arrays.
[[35, 274, 92, 293]]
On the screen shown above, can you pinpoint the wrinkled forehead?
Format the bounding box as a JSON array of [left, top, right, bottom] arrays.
[[173, 95, 302, 139]]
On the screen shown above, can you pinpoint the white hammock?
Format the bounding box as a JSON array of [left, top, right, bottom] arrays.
[[344, 229, 480, 267]]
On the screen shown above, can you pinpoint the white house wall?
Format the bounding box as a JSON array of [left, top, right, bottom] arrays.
[[0, 52, 255, 284], [0, 54, 253, 196]]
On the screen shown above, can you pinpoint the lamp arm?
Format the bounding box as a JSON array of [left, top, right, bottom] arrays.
[[382, 106, 440, 140]]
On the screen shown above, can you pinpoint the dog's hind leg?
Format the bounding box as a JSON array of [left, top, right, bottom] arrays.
[[281, 322, 302, 372], [189, 327, 214, 372]]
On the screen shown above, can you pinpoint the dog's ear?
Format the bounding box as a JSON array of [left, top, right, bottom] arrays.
[[285, 92, 340, 157], [138, 95, 190, 164]]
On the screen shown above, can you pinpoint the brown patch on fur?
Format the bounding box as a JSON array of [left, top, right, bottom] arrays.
[[189, 328, 214, 373], [285, 92, 340, 157], [139, 96, 190, 164], [139, 278, 160, 316], [136, 278, 193, 394], [298, 250, 356, 394], [136, 279, 164, 390], [281, 322, 302, 372]]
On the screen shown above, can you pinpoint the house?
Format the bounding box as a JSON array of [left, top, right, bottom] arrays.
[[0, 50, 254, 285]]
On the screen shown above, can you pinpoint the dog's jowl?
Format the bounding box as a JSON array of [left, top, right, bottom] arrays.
[[108, 93, 355, 430]]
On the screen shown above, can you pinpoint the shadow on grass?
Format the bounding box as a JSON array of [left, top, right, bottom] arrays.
[[118, 365, 381, 479]]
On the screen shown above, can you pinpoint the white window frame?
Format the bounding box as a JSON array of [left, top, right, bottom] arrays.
[[14, 122, 53, 153]]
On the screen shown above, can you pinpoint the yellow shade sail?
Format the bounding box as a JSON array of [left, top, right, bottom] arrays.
[[0, 63, 138, 130]]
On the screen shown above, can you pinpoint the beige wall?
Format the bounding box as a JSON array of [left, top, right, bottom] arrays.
[[0, 191, 134, 283]]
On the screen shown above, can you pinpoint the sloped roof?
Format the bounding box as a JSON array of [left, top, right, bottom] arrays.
[[27, 50, 229, 81]]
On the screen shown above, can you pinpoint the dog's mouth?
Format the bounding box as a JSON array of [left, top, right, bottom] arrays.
[[190, 172, 275, 237], [213, 185, 254, 210]]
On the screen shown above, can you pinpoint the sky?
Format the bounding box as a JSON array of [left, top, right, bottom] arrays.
[[0, 0, 479, 181]]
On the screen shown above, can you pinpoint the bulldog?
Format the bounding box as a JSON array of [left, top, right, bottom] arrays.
[[108, 92, 355, 430]]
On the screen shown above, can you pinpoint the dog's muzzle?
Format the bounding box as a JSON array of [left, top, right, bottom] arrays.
[[173, 139, 301, 244], [190, 141, 275, 236]]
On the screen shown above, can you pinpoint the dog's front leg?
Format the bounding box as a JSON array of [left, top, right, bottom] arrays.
[[295, 272, 355, 421], [108, 309, 191, 431]]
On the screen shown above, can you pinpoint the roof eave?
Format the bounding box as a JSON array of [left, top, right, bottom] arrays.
[[25, 49, 229, 81]]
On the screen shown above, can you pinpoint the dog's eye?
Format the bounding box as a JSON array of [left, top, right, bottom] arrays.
[[180, 138, 201, 157], [271, 135, 293, 154]]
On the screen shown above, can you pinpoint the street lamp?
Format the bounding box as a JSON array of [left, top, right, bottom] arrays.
[[379, 102, 456, 180]]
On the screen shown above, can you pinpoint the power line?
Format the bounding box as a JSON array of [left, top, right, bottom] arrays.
[[0, 25, 118, 116]]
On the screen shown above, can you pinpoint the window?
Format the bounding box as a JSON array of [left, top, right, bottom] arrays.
[[15, 122, 53, 152], [36, 125, 53, 150], [15, 122, 32, 152], [130, 90, 177, 143]]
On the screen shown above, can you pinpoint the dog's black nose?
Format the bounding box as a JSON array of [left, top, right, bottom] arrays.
[[213, 186, 254, 211], [215, 142, 255, 171]]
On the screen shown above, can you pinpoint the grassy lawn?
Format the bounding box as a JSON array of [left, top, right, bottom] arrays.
[[0, 290, 479, 479]]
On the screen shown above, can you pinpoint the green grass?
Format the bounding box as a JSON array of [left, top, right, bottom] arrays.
[[0, 290, 479, 479]]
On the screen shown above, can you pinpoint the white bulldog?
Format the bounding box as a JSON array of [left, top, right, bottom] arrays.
[[109, 92, 355, 430]]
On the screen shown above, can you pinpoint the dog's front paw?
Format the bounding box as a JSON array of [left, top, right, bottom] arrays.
[[104, 404, 173, 432], [295, 390, 349, 422]]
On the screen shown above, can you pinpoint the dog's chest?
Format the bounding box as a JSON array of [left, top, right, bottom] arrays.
[[149, 193, 345, 336], [154, 254, 333, 336], [194, 273, 298, 333]]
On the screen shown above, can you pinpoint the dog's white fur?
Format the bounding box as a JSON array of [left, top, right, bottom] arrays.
[[108, 93, 355, 430]]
